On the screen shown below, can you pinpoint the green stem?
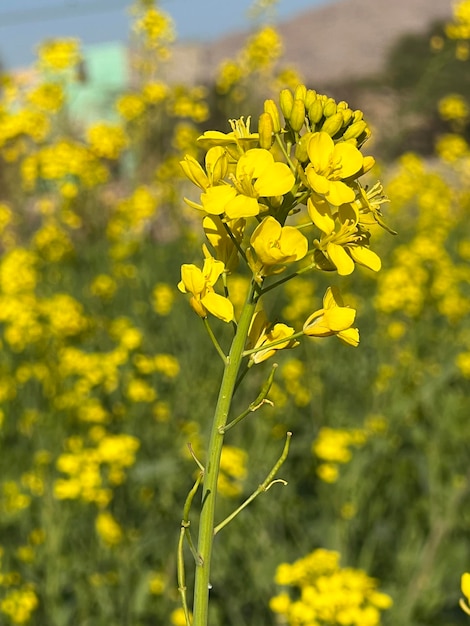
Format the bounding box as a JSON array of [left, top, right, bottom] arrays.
[[192, 281, 259, 626], [203, 318, 228, 364]]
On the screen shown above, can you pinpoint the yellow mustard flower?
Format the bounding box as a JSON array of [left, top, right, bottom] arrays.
[[201, 148, 295, 219], [303, 286, 359, 346], [306, 132, 364, 205], [203, 215, 245, 272], [197, 116, 259, 155], [310, 199, 381, 276], [178, 256, 234, 322], [247, 309, 299, 364]]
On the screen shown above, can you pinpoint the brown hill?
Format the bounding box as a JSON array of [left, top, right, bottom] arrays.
[[166, 0, 453, 88]]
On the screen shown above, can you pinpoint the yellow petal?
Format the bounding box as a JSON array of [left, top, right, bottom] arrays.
[[348, 245, 381, 272], [326, 242, 355, 276], [278, 227, 308, 261], [326, 180, 355, 206], [255, 162, 295, 197], [337, 327, 360, 347], [462, 573, 470, 600], [308, 195, 335, 235], [201, 292, 234, 322], [180, 264, 205, 296], [202, 256, 225, 286], [225, 194, 260, 219], [306, 168, 330, 196], [307, 132, 334, 172], [333, 142, 363, 178], [323, 306, 356, 332], [201, 185, 237, 215]]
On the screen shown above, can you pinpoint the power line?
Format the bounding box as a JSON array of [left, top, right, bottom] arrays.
[[0, 0, 130, 27]]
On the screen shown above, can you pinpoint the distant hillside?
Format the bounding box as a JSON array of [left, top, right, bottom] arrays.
[[165, 0, 453, 88]]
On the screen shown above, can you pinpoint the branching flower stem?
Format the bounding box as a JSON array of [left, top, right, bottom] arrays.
[[214, 431, 292, 535], [203, 317, 228, 364], [192, 280, 260, 626]]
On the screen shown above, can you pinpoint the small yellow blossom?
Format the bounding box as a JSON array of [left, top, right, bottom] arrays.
[[178, 255, 234, 322], [303, 286, 359, 346]]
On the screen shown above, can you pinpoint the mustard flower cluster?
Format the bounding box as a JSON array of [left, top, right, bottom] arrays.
[[179, 84, 392, 356], [270, 548, 392, 626]]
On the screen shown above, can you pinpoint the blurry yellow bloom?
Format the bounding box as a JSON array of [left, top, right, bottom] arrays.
[[460, 573, 470, 615], [116, 93, 145, 121], [37, 38, 81, 71], [306, 132, 364, 205], [316, 462, 339, 483], [438, 94, 469, 122], [0, 585, 38, 624], [95, 511, 123, 546], [133, 6, 175, 50], [178, 256, 234, 322], [218, 445, 248, 498], [152, 282, 175, 315], [170, 607, 191, 626], [27, 82, 65, 113], [87, 123, 128, 159], [142, 81, 168, 104], [248, 216, 308, 279], [303, 286, 359, 346], [90, 274, 117, 299], [126, 378, 157, 402]]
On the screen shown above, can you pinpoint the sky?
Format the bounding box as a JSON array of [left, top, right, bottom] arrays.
[[0, 0, 333, 70]]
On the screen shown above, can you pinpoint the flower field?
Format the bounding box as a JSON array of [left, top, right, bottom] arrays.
[[1, 1, 470, 625]]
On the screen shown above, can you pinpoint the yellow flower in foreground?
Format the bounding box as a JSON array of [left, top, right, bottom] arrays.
[[303, 286, 359, 346], [248, 216, 308, 279], [200, 149, 295, 219], [248, 309, 298, 364], [306, 132, 364, 205], [178, 256, 234, 322], [460, 572, 470, 615]]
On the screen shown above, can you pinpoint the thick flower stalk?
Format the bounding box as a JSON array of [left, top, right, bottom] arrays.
[[177, 83, 393, 626]]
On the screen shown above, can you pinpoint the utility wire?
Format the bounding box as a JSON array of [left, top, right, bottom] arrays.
[[0, 0, 130, 27]]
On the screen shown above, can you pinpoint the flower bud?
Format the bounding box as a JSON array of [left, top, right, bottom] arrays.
[[321, 112, 344, 137], [343, 120, 368, 141], [206, 146, 228, 184], [294, 84, 307, 102], [341, 108, 354, 126], [294, 131, 314, 163], [308, 100, 324, 125], [337, 100, 349, 111], [180, 155, 209, 189], [353, 109, 364, 122], [264, 99, 281, 133], [304, 89, 317, 109], [323, 98, 337, 117], [289, 99, 306, 132], [258, 112, 274, 149], [280, 89, 294, 120]]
